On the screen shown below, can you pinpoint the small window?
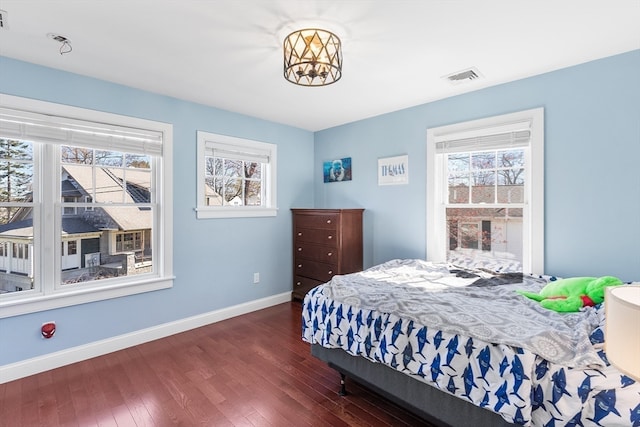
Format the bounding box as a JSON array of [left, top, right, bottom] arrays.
[[62, 196, 77, 215], [196, 131, 277, 218], [85, 195, 94, 211], [115, 231, 143, 253]]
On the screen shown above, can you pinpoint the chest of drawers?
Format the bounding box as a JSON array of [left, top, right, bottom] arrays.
[[291, 208, 364, 300]]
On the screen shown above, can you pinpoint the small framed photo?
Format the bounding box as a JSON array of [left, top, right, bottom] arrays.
[[323, 157, 352, 183], [378, 155, 408, 185]]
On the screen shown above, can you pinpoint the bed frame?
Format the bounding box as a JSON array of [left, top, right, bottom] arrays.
[[311, 344, 512, 427]]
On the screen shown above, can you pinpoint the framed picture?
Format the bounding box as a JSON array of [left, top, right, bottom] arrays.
[[378, 155, 408, 185], [323, 157, 352, 183]]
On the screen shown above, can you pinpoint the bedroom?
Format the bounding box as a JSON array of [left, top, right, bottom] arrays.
[[1, 1, 639, 425]]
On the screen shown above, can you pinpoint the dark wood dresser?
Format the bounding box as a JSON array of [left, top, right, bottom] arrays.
[[291, 208, 364, 301]]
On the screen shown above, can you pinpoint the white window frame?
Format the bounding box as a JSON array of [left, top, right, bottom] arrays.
[[0, 94, 174, 318], [426, 108, 544, 274], [196, 131, 277, 219]]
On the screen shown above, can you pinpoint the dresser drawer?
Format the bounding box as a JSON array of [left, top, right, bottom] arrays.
[[295, 259, 337, 282], [292, 276, 325, 300], [293, 275, 325, 290], [295, 213, 339, 230], [295, 243, 337, 263], [295, 228, 338, 246]]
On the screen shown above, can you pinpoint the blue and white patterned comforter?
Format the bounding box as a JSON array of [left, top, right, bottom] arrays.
[[302, 259, 640, 426]]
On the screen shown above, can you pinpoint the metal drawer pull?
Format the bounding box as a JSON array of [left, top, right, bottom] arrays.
[[296, 281, 301, 286], [298, 264, 302, 268], [298, 232, 302, 236], [326, 219, 332, 224], [327, 235, 333, 239], [327, 252, 332, 256], [297, 247, 302, 251], [328, 270, 333, 275]]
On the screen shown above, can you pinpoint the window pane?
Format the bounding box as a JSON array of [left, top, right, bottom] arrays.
[[95, 167, 125, 202], [95, 150, 123, 167], [0, 161, 33, 202], [448, 174, 469, 203], [62, 146, 152, 205], [244, 161, 262, 179], [204, 157, 215, 178], [223, 178, 242, 205], [0, 140, 34, 204], [498, 149, 524, 168], [60, 207, 153, 286], [0, 139, 33, 160], [125, 169, 152, 203], [0, 235, 32, 293], [471, 152, 495, 170], [244, 180, 262, 206], [0, 142, 35, 295], [223, 159, 242, 178], [446, 207, 523, 272], [448, 153, 469, 172], [125, 154, 150, 169], [61, 146, 93, 164], [213, 157, 222, 175], [497, 168, 525, 203], [471, 171, 495, 203]]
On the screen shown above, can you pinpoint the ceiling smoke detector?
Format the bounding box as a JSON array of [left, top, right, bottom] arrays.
[[443, 67, 483, 85]]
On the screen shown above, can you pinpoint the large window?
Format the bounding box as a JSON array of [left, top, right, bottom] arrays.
[[196, 131, 277, 218], [0, 94, 173, 317], [426, 108, 544, 273]]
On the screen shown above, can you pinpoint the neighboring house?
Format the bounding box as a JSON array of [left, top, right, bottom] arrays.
[[446, 183, 524, 264], [0, 165, 152, 293]]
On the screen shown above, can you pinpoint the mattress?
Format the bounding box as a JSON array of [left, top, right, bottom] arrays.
[[302, 259, 640, 426]]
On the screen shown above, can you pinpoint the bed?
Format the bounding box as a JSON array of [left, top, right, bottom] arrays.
[[301, 259, 640, 426]]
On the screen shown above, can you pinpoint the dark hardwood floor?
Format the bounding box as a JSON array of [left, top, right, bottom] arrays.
[[0, 302, 435, 427]]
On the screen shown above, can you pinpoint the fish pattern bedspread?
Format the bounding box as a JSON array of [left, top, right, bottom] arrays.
[[301, 259, 640, 426]]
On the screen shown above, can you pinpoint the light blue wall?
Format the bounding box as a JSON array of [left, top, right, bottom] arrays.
[[1, 50, 639, 367], [0, 57, 314, 365], [314, 50, 640, 281]]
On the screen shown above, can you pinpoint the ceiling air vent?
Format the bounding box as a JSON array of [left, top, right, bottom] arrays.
[[444, 67, 483, 85], [0, 10, 7, 29]]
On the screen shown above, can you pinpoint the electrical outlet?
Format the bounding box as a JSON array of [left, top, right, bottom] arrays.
[[253, 272, 260, 284]]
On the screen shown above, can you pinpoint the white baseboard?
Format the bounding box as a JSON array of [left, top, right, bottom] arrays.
[[0, 292, 292, 384]]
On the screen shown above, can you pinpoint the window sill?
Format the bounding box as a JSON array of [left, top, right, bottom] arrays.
[[195, 207, 278, 219], [0, 276, 174, 318]]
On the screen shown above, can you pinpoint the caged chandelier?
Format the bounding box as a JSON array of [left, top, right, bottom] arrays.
[[283, 28, 342, 86]]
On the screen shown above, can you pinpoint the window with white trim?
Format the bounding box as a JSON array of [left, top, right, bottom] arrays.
[[426, 108, 544, 273], [196, 131, 277, 219], [0, 94, 173, 318]]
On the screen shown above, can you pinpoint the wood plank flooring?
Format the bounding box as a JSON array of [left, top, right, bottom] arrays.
[[0, 302, 434, 427]]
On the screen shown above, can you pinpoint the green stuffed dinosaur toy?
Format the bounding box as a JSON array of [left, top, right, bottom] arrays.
[[517, 276, 623, 312]]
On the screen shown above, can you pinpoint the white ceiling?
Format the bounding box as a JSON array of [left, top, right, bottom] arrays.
[[0, 1, 638, 131]]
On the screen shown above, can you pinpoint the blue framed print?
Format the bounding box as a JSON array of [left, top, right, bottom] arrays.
[[323, 157, 352, 183]]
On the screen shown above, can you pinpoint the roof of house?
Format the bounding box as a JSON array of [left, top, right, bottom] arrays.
[[61, 179, 82, 197], [0, 217, 101, 239], [63, 164, 152, 231]]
